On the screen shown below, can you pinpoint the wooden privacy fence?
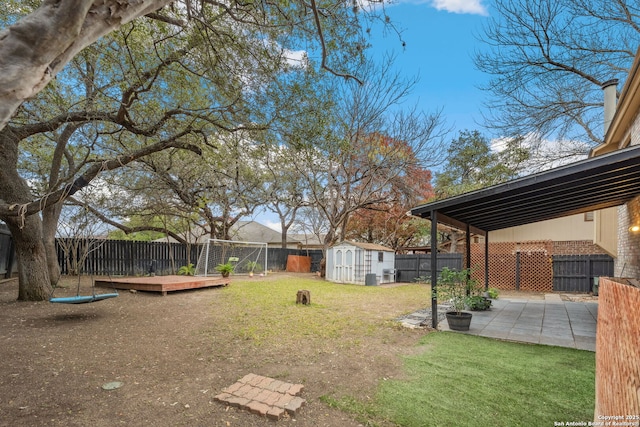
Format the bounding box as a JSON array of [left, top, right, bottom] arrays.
[[552, 254, 614, 293], [469, 241, 554, 292], [56, 238, 200, 276], [54, 238, 324, 276], [268, 248, 323, 272], [466, 241, 613, 293], [394, 253, 463, 283]]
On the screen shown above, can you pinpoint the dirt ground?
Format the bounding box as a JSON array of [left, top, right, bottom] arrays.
[[0, 274, 429, 427]]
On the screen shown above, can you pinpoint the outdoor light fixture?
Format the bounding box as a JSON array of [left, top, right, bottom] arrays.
[[629, 225, 640, 233]]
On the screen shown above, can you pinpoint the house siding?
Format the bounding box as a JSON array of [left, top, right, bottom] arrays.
[[631, 109, 640, 145], [488, 213, 594, 242]]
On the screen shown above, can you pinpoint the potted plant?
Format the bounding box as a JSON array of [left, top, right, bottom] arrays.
[[437, 267, 476, 331], [215, 262, 234, 278]]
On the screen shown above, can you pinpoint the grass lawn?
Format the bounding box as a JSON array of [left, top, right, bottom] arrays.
[[216, 275, 431, 346], [0, 274, 596, 427], [328, 332, 596, 427], [221, 276, 595, 426]]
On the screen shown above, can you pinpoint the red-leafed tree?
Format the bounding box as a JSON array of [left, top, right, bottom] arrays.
[[344, 146, 434, 249]]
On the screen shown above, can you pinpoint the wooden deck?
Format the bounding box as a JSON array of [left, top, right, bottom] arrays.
[[95, 275, 230, 296]]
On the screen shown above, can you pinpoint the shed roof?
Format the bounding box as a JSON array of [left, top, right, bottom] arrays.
[[410, 144, 640, 233], [333, 241, 394, 252]]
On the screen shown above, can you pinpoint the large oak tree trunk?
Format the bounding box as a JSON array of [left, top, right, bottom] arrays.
[[5, 216, 52, 301], [0, 128, 53, 300]]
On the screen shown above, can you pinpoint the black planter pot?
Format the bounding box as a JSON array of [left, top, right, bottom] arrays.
[[445, 311, 472, 331]]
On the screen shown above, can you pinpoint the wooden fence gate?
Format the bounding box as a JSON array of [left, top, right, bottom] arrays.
[[394, 253, 463, 283], [552, 254, 614, 293]]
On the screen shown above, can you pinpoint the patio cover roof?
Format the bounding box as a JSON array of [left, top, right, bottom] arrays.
[[411, 144, 640, 234]]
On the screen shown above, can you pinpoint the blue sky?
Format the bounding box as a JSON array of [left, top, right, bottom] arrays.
[[367, 0, 492, 138], [262, 0, 492, 231]]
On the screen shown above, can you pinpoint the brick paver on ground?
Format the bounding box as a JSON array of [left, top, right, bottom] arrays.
[[214, 374, 306, 420]]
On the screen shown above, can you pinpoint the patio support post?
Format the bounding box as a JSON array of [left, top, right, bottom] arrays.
[[465, 224, 471, 270], [431, 210, 439, 329], [465, 224, 471, 296], [485, 231, 489, 290]]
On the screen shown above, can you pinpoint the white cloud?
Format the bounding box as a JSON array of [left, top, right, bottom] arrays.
[[429, 0, 488, 16], [284, 49, 307, 68]]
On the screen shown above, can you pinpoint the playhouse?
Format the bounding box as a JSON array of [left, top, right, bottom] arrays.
[[326, 241, 396, 285]]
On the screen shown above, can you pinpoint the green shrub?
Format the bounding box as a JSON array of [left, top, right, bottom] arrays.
[[466, 295, 492, 311], [437, 267, 477, 314], [177, 263, 195, 276]]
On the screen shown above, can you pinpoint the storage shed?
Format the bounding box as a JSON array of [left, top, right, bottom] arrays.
[[326, 241, 396, 285]]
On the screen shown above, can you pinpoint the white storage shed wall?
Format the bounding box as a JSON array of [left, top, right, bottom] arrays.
[[326, 241, 395, 284]]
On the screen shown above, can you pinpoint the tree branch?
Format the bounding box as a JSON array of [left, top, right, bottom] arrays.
[[0, 0, 174, 132], [0, 129, 197, 218], [308, 0, 363, 85], [67, 196, 189, 244]]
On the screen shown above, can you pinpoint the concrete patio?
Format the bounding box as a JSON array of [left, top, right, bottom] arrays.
[[438, 293, 598, 351]]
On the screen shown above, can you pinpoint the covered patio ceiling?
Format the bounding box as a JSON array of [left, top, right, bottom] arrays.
[[411, 144, 640, 234], [411, 144, 640, 328]]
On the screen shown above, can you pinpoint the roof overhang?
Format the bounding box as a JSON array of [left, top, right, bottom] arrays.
[[411, 144, 640, 233], [592, 47, 640, 156]]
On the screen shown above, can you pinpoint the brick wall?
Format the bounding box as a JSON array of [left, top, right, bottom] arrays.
[[553, 240, 609, 255], [614, 105, 640, 278], [594, 278, 640, 419], [615, 196, 640, 278]]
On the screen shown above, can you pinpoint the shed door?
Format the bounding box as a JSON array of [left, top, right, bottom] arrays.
[[334, 248, 354, 283], [335, 249, 343, 281], [345, 249, 353, 282]]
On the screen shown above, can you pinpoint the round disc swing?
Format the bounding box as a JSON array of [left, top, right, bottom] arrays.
[[49, 275, 118, 304], [46, 187, 119, 304]]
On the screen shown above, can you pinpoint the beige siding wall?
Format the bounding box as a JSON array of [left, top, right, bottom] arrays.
[[632, 109, 640, 145], [488, 214, 594, 242], [593, 207, 618, 257]]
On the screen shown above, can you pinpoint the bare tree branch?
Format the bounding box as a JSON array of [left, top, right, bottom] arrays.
[[476, 0, 638, 147]]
